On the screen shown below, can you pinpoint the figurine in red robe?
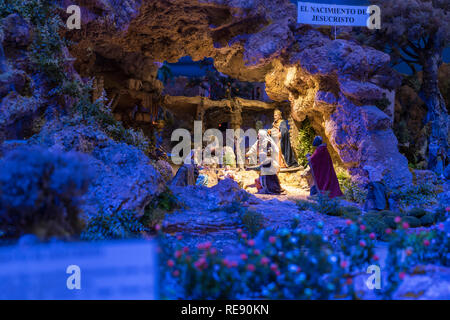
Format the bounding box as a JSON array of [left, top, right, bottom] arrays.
[[308, 136, 343, 199]]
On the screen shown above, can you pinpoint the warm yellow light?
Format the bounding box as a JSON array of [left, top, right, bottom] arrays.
[[285, 67, 297, 86]]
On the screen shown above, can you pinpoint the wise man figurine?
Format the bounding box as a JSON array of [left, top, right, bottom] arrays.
[[270, 109, 298, 168]]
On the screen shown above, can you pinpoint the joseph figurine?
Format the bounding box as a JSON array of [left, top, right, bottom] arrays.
[[271, 109, 298, 168]]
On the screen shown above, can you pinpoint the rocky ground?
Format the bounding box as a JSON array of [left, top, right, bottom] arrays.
[[159, 175, 450, 300]]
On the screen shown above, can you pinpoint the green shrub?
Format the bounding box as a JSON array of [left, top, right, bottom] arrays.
[[336, 170, 367, 203], [296, 199, 313, 211], [215, 201, 264, 237], [340, 206, 361, 220], [240, 209, 264, 237], [296, 118, 315, 167], [364, 211, 382, 220], [383, 216, 397, 229], [313, 192, 342, 216], [380, 210, 404, 217], [401, 216, 422, 228], [81, 209, 147, 241], [142, 188, 180, 228], [0, 147, 91, 240], [362, 217, 389, 237], [387, 182, 437, 208]]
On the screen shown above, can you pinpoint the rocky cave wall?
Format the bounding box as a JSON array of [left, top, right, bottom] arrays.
[[64, 0, 412, 187]]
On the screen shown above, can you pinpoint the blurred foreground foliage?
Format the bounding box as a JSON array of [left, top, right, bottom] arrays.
[[0, 146, 91, 239]]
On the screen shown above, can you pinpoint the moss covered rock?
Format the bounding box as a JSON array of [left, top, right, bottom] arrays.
[[420, 213, 436, 227], [383, 216, 397, 229], [364, 212, 383, 220], [402, 216, 422, 228], [381, 210, 405, 217], [407, 207, 427, 218], [341, 206, 361, 220], [363, 217, 389, 236]]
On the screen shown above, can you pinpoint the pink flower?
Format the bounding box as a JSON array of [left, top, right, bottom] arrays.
[[270, 263, 278, 271], [172, 270, 180, 277], [402, 222, 409, 229], [438, 223, 445, 231], [394, 216, 401, 223], [240, 253, 248, 261], [333, 229, 340, 235], [174, 250, 182, 259], [222, 259, 230, 268], [247, 264, 256, 272], [167, 259, 175, 268], [340, 260, 348, 268], [230, 261, 238, 268], [197, 241, 212, 250], [405, 248, 413, 256], [210, 248, 217, 255], [372, 254, 379, 261], [345, 219, 353, 226], [275, 270, 281, 276], [446, 207, 450, 212], [253, 249, 261, 255], [369, 233, 376, 240], [423, 239, 430, 247], [359, 240, 366, 247], [269, 236, 276, 244], [155, 224, 161, 231], [360, 224, 366, 231], [237, 228, 243, 234], [241, 233, 248, 239], [346, 277, 353, 285], [385, 228, 392, 235], [248, 239, 255, 246], [194, 257, 208, 270], [182, 246, 189, 253], [260, 257, 270, 266], [176, 235, 183, 240], [399, 272, 406, 280]]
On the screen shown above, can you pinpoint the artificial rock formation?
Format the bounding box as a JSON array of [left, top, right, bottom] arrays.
[[65, 0, 412, 187]]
